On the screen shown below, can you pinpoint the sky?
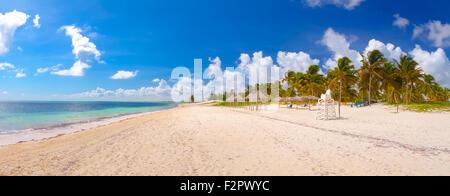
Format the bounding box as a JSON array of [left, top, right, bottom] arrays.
[[0, 0, 449, 101]]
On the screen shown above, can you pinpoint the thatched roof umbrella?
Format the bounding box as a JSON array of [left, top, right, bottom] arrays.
[[279, 97, 291, 102], [290, 96, 305, 102], [300, 96, 320, 110], [278, 97, 290, 108]]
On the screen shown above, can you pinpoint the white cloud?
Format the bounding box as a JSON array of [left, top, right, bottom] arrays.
[[364, 39, 405, 61], [409, 45, 450, 87], [73, 79, 172, 101], [277, 51, 320, 74], [321, 28, 362, 69], [170, 77, 194, 102], [55, 25, 103, 77], [238, 51, 279, 85], [304, 0, 365, 10], [203, 57, 225, 96], [152, 78, 160, 83], [171, 54, 276, 102], [393, 14, 409, 29], [1, 91, 8, 95], [223, 69, 246, 94], [15, 72, 26, 78], [204, 57, 223, 80], [413, 20, 450, 47], [33, 14, 40, 29], [52, 60, 90, 76], [1, 63, 28, 78], [0, 10, 29, 54], [0, 62, 15, 70], [238, 52, 275, 70], [36, 64, 62, 75], [17, 46, 23, 52], [60, 25, 101, 61], [110, 70, 138, 80], [36, 67, 48, 74]]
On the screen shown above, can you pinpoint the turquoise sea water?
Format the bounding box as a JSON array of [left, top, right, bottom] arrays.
[[0, 101, 177, 132]]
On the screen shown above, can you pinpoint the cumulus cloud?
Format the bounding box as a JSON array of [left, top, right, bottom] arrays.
[[202, 57, 225, 96], [238, 51, 279, 85], [413, 20, 450, 47], [0, 10, 29, 54], [393, 14, 409, 29], [1, 91, 7, 95], [304, 0, 365, 10], [56, 25, 102, 76], [277, 51, 321, 74], [33, 14, 40, 28], [110, 70, 138, 79], [364, 39, 405, 61], [223, 68, 246, 96], [73, 79, 172, 101], [0, 62, 15, 70], [409, 45, 450, 87], [60, 25, 101, 61], [152, 78, 160, 83], [52, 60, 90, 76], [204, 57, 223, 80], [170, 77, 195, 102], [321, 28, 362, 69]]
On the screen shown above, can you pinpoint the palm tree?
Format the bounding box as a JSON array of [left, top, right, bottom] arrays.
[[420, 74, 438, 100], [283, 71, 305, 95], [360, 50, 386, 105], [395, 55, 423, 104], [328, 57, 357, 119], [303, 65, 325, 97], [380, 61, 399, 103]]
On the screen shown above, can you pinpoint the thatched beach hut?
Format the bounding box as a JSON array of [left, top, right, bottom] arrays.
[[226, 94, 245, 106]]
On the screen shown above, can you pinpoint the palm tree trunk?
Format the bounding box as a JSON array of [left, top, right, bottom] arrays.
[[368, 74, 372, 106], [394, 94, 399, 113], [401, 82, 407, 103], [409, 82, 413, 103], [406, 82, 409, 105], [338, 79, 342, 119]]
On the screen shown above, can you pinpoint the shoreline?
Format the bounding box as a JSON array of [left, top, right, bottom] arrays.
[[0, 104, 180, 147]]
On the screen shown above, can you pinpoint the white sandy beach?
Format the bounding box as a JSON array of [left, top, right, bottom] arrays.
[[0, 104, 449, 176]]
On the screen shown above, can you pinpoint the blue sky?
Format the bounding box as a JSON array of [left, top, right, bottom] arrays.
[[0, 0, 449, 101]]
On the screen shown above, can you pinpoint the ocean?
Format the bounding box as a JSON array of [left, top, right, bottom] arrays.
[[0, 101, 178, 133]]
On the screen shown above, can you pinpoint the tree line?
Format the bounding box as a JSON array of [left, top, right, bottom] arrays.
[[281, 49, 449, 106]]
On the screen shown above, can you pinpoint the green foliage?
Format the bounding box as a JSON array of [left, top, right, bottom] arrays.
[[282, 65, 326, 97]]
